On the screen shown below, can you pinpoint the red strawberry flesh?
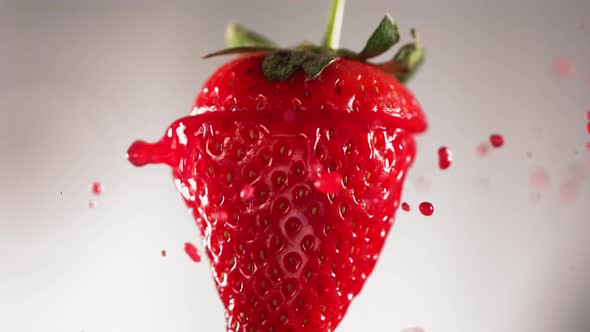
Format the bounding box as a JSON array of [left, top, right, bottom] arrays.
[[128, 54, 426, 332]]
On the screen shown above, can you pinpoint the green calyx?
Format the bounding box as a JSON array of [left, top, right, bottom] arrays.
[[204, 1, 424, 84]]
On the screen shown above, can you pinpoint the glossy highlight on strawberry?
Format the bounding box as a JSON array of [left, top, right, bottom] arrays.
[[126, 1, 427, 331]]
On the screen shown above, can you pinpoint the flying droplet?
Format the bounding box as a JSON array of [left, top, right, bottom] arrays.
[[161, 250, 167, 257], [401, 202, 410, 212], [419, 202, 434, 216], [529, 167, 550, 190], [476, 142, 489, 157], [184, 242, 201, 263], [553, 56, 573, 78], [90, 182, 102, 195], [489, 134, 504, 148], [437, 146, 452, 170]]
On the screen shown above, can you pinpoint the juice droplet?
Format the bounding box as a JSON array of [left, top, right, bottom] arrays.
[[90, 182, 102, 195], [184, 242, 201, 263], [401, 202, 410, 212], [161, 250, 167, 257], [437, 146, 452, 170], [239, 184, 255, 200], [553, 56, 573, 78], [476, 142, 489, 157], [88, 199, 97, 208], [418, 202, 434, 216], [586, 122, 590, 134], [529, 167, 550, 190], [313, 172, 343, 194], [489, 134, 504, 148]]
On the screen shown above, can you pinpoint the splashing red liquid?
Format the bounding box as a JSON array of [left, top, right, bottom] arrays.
[[401, 202, 410, 212], [239, 184, 255, 201], [90, 182, 102, 195], [437, 146, 452, 170], [476, 142, 489, 157], [419, 202, 434, 216], [161, 250, 167, 257], [184, 242, 201, 263], [553, 56, 573, 78], [489, 134, 504, 148]]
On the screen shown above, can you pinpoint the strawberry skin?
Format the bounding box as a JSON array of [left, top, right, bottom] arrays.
[[128, 53, 426, 331]]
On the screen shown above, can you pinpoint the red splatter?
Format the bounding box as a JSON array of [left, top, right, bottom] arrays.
[[553, 56, 574, 78], [437, 146, 452, 170], [184, 242, 201, 263], [529, 167, 550, 190], [401, 202, 410, 212], [90, 182, 102, 195], [161, 250, 167, 257], [489, 134, 504, 148], [419, 202, 434, 216], [239, 184, 255, 201], [476, 142, 489, 157]]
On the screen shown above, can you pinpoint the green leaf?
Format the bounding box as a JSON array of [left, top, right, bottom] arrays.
[[358, 14, 400, 60], [202, 46, 275, 59], [301, 54, 339, 80], [262, 50, 311, 81], [391, 29, 425, 82], [376, 29, 424, 83], [225, 22, 276, 48]]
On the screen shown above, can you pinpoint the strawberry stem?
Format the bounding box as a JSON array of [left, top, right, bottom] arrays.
[[322, 0, 346, 49]]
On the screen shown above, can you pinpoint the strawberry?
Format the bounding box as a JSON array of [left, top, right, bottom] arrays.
[[127, 1, 426, 331]]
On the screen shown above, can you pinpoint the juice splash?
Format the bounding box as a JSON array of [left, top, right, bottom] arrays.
[[90, 182, 102, 195]]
